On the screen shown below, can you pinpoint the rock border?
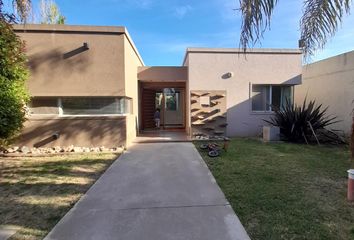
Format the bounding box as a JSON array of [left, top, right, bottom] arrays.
[[0, 145, 125, 157]]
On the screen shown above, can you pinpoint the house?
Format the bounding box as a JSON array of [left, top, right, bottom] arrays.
[[14, 24, 303, 148], [183, 48, 302, 137], [14, 25, 143, 148]]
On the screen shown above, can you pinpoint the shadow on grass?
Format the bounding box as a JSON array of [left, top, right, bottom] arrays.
[[0, 154, 118, 239], [2, 159, 113, 178]]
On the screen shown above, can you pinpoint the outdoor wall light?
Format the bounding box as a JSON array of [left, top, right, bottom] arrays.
[[83, 42, 89, 49]]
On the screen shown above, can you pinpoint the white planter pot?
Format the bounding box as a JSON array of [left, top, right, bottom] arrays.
[[263, 126, 280, 142], [347, 169, 354, 201]]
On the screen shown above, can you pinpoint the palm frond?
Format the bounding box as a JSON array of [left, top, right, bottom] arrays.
[[300, 0, 351, 58], [238, 0, 278, 50]]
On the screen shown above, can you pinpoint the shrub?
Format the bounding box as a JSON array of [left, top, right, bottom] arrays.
[[264, 99, 342, 143], [0, 20, 29, 147]]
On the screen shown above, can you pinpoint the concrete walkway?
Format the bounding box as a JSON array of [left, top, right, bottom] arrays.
[[45, 143, 250, 240]]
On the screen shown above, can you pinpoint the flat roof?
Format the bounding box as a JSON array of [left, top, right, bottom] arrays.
[[183, 47, 302, 65], [13, 24, 127, 34], [13, 24, 144, 66]]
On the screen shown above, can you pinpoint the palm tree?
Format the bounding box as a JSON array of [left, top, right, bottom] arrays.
[[238, 0, 351, 58]]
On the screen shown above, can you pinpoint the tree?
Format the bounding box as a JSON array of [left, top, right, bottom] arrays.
[[57, 14, 65, 24], [39, 0, 65, 24], [238, 0, 351, 59], [0, 0, 65, 24], [0, 0, 32, 23], [0, 20, 29, 147]]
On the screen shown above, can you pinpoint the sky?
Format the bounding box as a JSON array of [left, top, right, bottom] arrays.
[[4, 0, 354, 66]]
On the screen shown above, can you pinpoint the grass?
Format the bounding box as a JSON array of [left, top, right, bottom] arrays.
[[0, 153, 118, 240], [196, 138, 354, 240]]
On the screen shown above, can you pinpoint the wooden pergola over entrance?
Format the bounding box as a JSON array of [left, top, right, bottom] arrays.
[[139, 82, 186, 130], [138, 67, 188, 132]]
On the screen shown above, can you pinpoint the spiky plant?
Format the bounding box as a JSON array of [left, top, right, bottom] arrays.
[[265, 99, 340, 143]]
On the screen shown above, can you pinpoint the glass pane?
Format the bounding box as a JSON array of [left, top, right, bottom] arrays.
[[165, 93, 178, 111], [62, 98, 122, 115], [271, 86, 281, 110], [252, 85, 270, 111], [281, 86, 293, 109], [155, 92, 163, 110], [29, 98, 59, 114], [123, 98, 132, 114]]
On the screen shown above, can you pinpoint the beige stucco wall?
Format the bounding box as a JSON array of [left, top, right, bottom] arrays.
[[295, 51, 354, 135], [13, 25, 144, 147], [14, 25, 126, 96], [185, 48, 302, 136], [138, 66, 188, 82], [123, 34, 143, 146], [17, 116, 126, 148]]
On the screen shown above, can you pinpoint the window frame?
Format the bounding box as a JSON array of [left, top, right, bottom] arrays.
[[250, 84, 294, 113], [29, 97, 132, 117]]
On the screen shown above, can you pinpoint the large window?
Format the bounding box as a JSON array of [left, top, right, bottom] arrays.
[[29, 98, 59, 115], [251, 85, 293, 112], [29, 97, 132, 115], [61, 98, 131, 115]]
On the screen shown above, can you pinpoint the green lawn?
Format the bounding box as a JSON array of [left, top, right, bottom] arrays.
[[0, 153, 118, 240], [196, 138, 354, 240]]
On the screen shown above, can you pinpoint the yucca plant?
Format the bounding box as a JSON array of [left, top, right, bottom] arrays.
[[265, 99, 341, 143]]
